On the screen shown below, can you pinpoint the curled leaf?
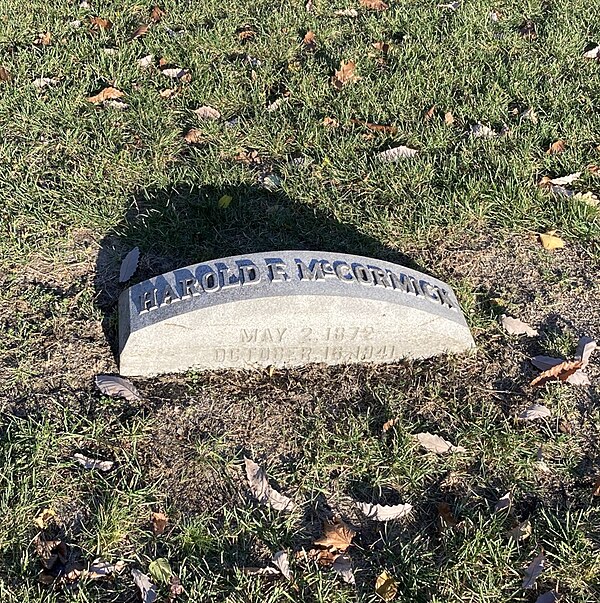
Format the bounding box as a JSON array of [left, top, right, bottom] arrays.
[[494, 491, 512, 513], [151, 512, 168, 535], [355, 502, 413, 521], [73, 453, 114, 471], [302, 30, 316, 50], [360, 0, 388, 9], [546, 139, 566, 155], [87, 87, 124, 104], [539, 231, 565, 250], [244, 458, 296, 511], [376, 145, 418, 162], [95, 374, 141, 401], [272, 551, 291, 580], [531, 360, 583, 386]]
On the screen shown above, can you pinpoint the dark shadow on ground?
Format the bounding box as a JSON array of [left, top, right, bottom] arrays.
[[93, 183, 428, 360]]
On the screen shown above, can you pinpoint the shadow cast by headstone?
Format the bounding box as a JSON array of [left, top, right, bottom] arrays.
[[94, 183, 427, 363]]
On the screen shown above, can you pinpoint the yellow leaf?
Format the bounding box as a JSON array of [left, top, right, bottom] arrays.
[[218, 195, 232, 208], [34, 508, 56, 529], [375, 570, 398, 601], [539, 231, 565, 250]]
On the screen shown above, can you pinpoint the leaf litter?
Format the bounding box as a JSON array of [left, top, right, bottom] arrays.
[[331, 61, 359, 89], [494, 491, 512, 513], [501, 315, 538, 336], [87, 87, 124, 104], [416, 432, 466, 453], [375, 570, 398, 600], [244, 458, 296, 511], [151, 511, 168, 535], [531, 360, 584, 387], [314, 517, 355, 551]]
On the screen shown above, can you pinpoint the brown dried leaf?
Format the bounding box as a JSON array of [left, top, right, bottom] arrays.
[[95, 374, 141, 400], [314, 517, 356, 552], [151, 512, 168, 535], [193, 105, 221, 120], [523, 551, 546, 589], [160, 88, 178, 99], [34, 508, 56, 529], [90, 17, 112, 31], [437, 502, 458, 527], [424, 105, 435, 121], [35, 32, 52, 46], [303, 30, 316, 51], [372, 41, 390, 53], [588, 164, 600, 174], [501, 315, 538, 336], [539, 231, 565, 250], [531, 356, 564, 371], [444, 111, 455, 125], [0, 66, 11, 82], [130, 24, 149, 40], [351, 119, 398, 134], [382, 418, 399, 432], [150, 5, 165, 22], [238, 26, 255, 42], [360, 0, 388, 9], [331, 61, 359, 90], [531, 360, 583, 386], [416, 432, 466, 454], [34, 534, 67, 569], [303, 548, 338, 566], [87, 86, 124, 104], [183, 129, 206, 144], [323, 116, 339, 128], [244, 458, 297, 511], [546, 139, 566, 155]]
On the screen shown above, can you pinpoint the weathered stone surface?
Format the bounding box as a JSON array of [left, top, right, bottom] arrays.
[[118, 251, 475, 376]]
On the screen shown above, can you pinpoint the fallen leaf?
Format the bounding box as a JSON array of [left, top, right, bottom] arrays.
[[272, 551, 291, 581], [130, 24, 149, 40], [331, 61, 359, 89], [424, 105, 435, 121], [314, 517, 356, 552], [518, 404, 552, 420], [583, 45, 600, 60], [531, 360, 583, 386], [377, 145, 418, 162], [494, 492, 512, 513], [35, 32, 52, 46], [73, 453, 114, 471], [507, 519, 532, 542], [237, 25, 256, 42], [151, 512, 168, 535], [150, 5, 165, 22], [334, 8, 359, 17], [444, 111, 455, 125], [0, 66, 11, 82], [137, 54, 154, 68], [323, 116, 339, 128], [587, 164, 600, 174], [132, 569, 158, 603], [382, 418, 399, 432], [244, 458, 296, 511], [438, 1, 460, 9], [182, 129, 205, 145], [240, 566, 280, 576], [416, 432, 466, 454], [170, 575, 184, 596], [87, 558, 125, 579], [470, 122, 496, 138], [303, 30, 316, 50], [355, 502, 413, 521], [193, 105, 221, 120], [536, 592, 557, 603], [501, 315, 538, 336], [104, 99, 129, 110], [523, 551, 546, 589], [218, 195, 232, 209], [546, 139, 566, 155], [33, 77, 59, 89], [438, 502, 458, 527], [360, 0, 388, 10], [160, 88, 178, 99], [90, 17, 112, 31], [34, 508, 56, 529], [539, 172, 581, 187], [303, 548, 338, 566], [351, 119, 398, 134], [87, 87, 124, 104], [161, 68, 191, 81], [119, 246, 139, 282], [266, 97, 288, 112], [489, 10, 501, 22], [95, 374, 141, 401], [149, 558, 172, 583], [375, 570, 398, 601], [520, 107, 537, 122], [34, 534, 68, 573], [518, 20, 537, 40], [592, 476, 600, 496], [261, 172, 281, 191], [373, 41, 390, 53], [539, 231, 565, 250], [575, 336, 596, 367], [332, 553, 354, 584]]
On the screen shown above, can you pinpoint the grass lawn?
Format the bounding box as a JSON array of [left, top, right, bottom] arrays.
[[1, 0, 600, 601]]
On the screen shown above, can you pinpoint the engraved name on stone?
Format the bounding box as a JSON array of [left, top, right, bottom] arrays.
[[118, 251, 475, 376]]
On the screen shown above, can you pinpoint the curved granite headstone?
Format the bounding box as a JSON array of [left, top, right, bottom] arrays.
[[118, 251, 475, 376]]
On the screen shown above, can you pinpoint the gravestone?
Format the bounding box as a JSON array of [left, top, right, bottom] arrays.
[[118, 251, 475, 376]]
